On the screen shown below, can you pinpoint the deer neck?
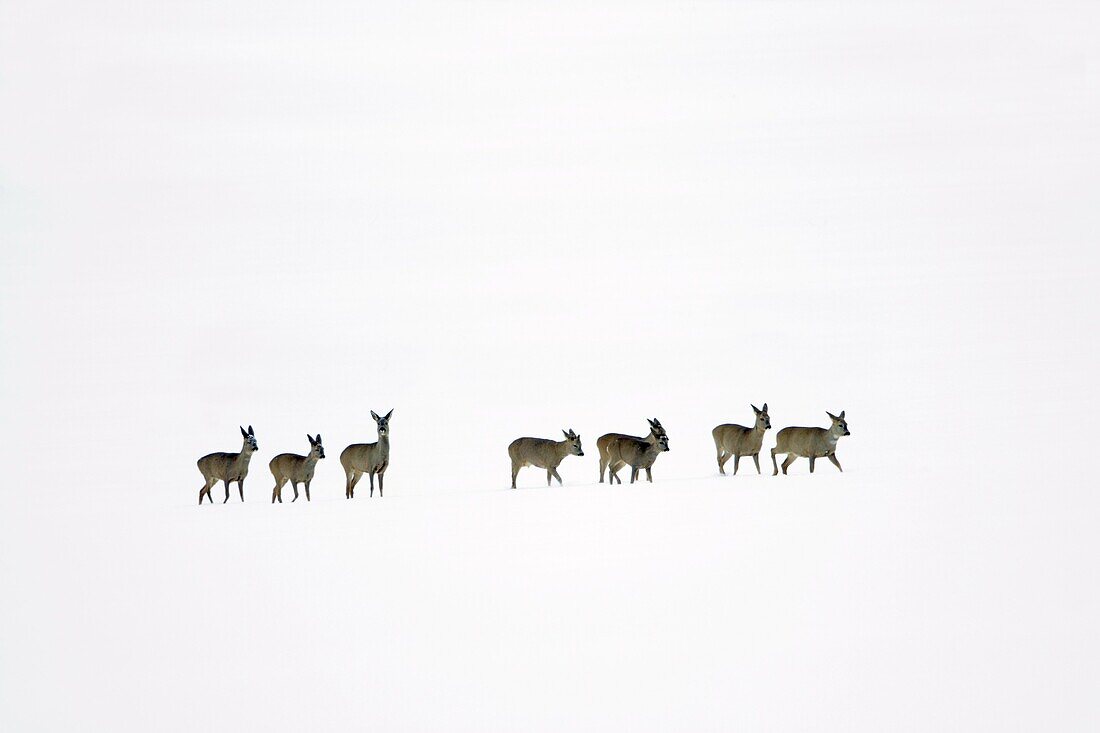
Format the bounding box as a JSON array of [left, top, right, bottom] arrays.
[[377, 433, 390, 455], [237, 444, 256, 468]]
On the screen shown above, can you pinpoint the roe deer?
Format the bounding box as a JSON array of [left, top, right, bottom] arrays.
[[604, 432, 670, 484], [771, 411, 851, 475], [340, 409, 392, 498], [508, 429, 584, 488], [197, 425, 258, 504], [712, 403, 771, 475], [597, 418, 667, 483], [270, 434, 326, 503]]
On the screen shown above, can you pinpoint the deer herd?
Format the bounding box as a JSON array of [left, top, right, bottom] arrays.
[[196, 406, 851, 504]]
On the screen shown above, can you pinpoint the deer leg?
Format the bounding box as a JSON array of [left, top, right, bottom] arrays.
[[202, 479, 213, 504], [511, 462, 520, 489], [347, 471, 362, 499], [809, 457, 816, 473], [645, 467, 652, 482], [717, 449, 729, 475], [771, 448, 779, 476], [369, 472, 375, 497], [272, 479, 281, 504], [551, 468, 563, 486], [828, 454, 843, 472], [781, 454, 796, 475], [237, 478, 245, 502], [753, 453, 761, 474], [598, 455, 607, 483], [546, 469, 553, 486], [378, 470, 384, 497], [291, 481, 300, 502], [223, 479, 232, 503], [733, 454, 741, 475], [304, 480, 311, 502], [630, 466, 639, 484]]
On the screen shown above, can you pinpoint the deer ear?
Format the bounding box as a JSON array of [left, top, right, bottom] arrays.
[[315, 434, 321, 443], [563, 430, 570, 438], [307, 434, 315, 445], [839, 410, 845, 419], [826, 411, 838, 421], [371, 410, 380, 421], [384, 409, 393, 420], [751, 404, 760, 414], [241, 426, 248, 437], [248, 425, 254, 435], [762, 403, 768, 412]]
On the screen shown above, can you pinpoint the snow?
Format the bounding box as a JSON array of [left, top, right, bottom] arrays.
[[2, 1, 1098, 730]]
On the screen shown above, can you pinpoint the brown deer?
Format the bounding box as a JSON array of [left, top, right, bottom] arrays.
[[772, 411, 851, 475], [604, 433, 670, 484], [269, 434, 326, 502], [712, 403, 771, 475], [508, 429, 584, 488], [197, 426, 258, 504], [597, 418, 667, 483], [340, 409, 392, 498]]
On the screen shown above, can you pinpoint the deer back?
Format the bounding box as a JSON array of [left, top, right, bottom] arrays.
[[341, 440, 388, 473], [509, 437, 566, 469], [713, 424, 757, 454], [774, 426, 831, 456]]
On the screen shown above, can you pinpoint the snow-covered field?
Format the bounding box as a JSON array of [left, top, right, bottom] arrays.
[[2, 1, 1098, 730]]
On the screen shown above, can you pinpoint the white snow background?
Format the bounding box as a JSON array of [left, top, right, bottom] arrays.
[[1, 1, 1098, 730]]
